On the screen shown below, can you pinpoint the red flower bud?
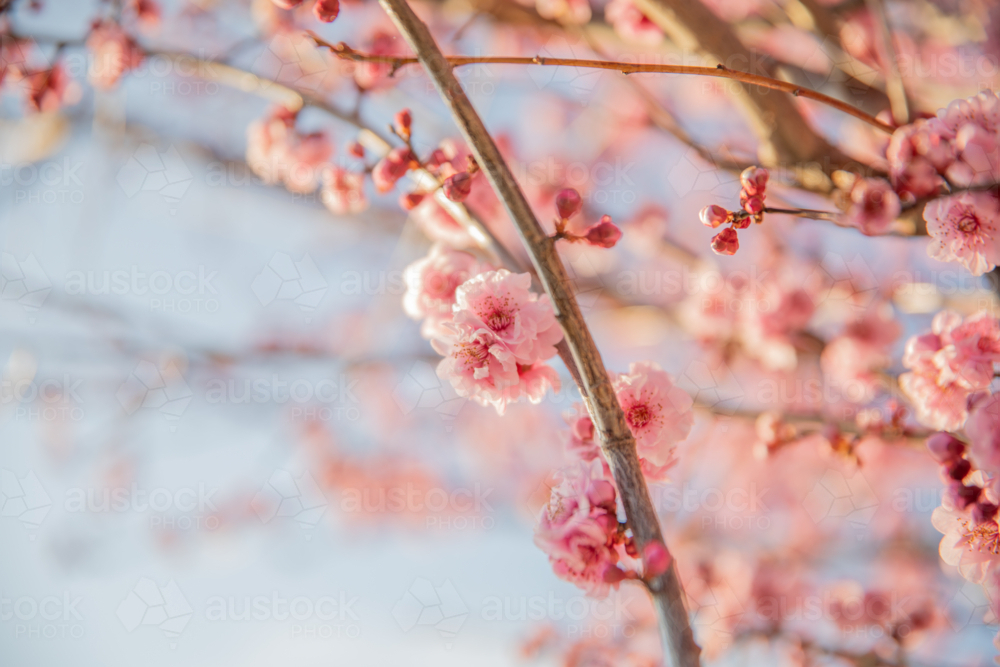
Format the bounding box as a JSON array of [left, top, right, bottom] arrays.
[[399, 192, 424, 210], [555, 188, 582, 220], [742, 195, 765, 215], [711, 227, 739, 255], [740, 166, 769, 196], [313, 0, 339, 21], [642, 541, 671, 578], [584, 215, 622, 249], [394, 108, 412, 139], [699, 205, 728, 228], [442, 172, 473, 202], [348, 142, 365, 159]]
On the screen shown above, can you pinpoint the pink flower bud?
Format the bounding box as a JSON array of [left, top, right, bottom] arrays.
[[642, 541, 671, 577], [399, 192, 424, 211], [602, 565, 629, 584], [348, 142, 365, 158], [740, 166, 768, 196], [584, 215, 622, 248], [699, 205, 728, 228], [313, 0, 340, 21], [395, 108, 412, 138], [927, 432, 965, 463], [426, 149, 448, 169], [372, 146, 415, 193], [555, 188, 582, 219], [443, 171, 473, 202], [711, 227, 739, 255], [731, 215, 752, 230], [742, 195, 765, 215]]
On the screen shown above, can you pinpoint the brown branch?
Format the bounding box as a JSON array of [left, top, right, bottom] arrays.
[[316, 38, 892, 133], [865, 0, 909, 126], [373, 2, 702, 666]]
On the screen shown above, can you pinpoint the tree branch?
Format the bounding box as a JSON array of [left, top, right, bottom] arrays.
[[373, 1, 701, 665], [317, 38, 893, 133]]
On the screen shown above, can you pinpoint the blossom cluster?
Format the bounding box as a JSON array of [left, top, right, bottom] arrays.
[[899, 310, 1000, 431], [699, 166, 768, 255], [270, 0, 341, 22], [888, 90, 1000, 275]]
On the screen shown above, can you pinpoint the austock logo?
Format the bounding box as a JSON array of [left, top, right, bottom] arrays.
[[251, 469, 328, 537], [0, 469, 52, 539], [116, 144, 193, 214], [392, 578, 468, 649], [0, 252, 51, 322], [115, 359, 193, 427], [116, 578, 193, 648], [251, 252, 328, 323]]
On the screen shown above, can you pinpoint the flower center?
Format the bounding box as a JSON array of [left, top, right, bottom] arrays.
[[957, 212, 980, 234], [627, 404, 653, 430], [480, 296, 516, 333]]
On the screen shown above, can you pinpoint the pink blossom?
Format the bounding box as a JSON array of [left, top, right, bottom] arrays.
[[320, 167, 367, 215], [403, 244, 482, 338], [354, 31, 404, 90], [965, 393, 1000, 474], [900, 311, 1000, 430], [887, 121, 951, 197], [821, 306, 900, 392], [86, 21, 144, 89], [924, 191, 1000, 276], [605, 0, 663, 45], [508, 363, 562, 406], [452, 270, 563, 365], [534, 462, 623, 596], [842, 178, 901, 236], [612, 362, 693, 465], [932, 504, 1000, 583], [432, 328, 519, 414]]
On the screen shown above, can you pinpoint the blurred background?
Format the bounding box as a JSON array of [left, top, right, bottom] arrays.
[[2, 0, 999, 665]]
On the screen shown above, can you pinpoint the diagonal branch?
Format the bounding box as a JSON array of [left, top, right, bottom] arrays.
[[373, 1, 701, 665]]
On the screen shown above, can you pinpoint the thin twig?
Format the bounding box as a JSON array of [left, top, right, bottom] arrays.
[[866, 0, 909, 125], [313, 37, 893, 133], [372, 1, 702, 665]]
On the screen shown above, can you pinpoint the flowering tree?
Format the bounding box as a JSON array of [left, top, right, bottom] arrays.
[[3, 0, 1000, 664]]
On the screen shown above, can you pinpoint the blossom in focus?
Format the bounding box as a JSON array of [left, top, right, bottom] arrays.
[[932, 503, 1000, 584], [86, 21, 144, 89], [612, 362, 693, 466], [534, 462, 623, 597], [841, 178, 901, 236], [452, 270, 563, 366], [924, 190, 1000, 276], [432, 328, 520, 414], [320, 167, 367, 215], [900, 311, 1000, 430]]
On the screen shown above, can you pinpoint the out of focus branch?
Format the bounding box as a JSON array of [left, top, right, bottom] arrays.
[[319, 39, 893, 133], [865, 0, 910, 125], [373, 1, 702, 665]]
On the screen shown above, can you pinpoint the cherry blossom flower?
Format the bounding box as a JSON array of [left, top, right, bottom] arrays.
[[320, 167, 367, 215], [966, 393, 1000, 474], [841, 178, 901, 236], [508, 363, 562, 406], [932, 503, 1000, 583], [432, 328, 520, 414], [353, 30, 404, 89], [246, 109, 333, 194], [25, 65, 80, 113], [612, 362, 693, 466], [86, 21, 144, 89], [924, 190, 1000, 276], [821, 306, 900, 394], [534, 462, 624, 596], [403, 244, 483, 338], [900, 311, 1000, 430], [452, 270, 563, 365]]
